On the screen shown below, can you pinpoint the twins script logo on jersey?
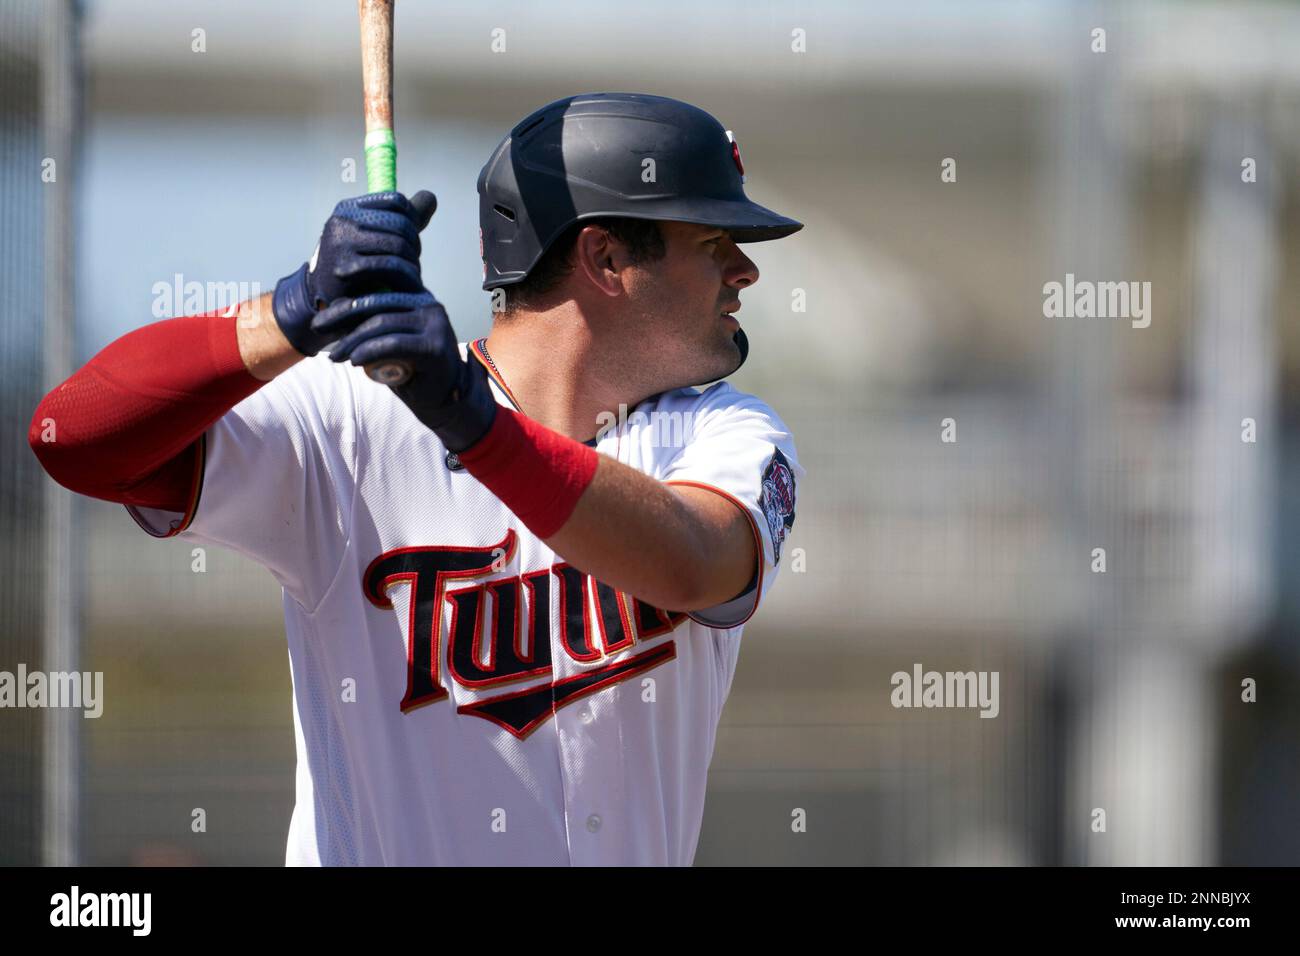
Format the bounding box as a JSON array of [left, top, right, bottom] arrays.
[[363, 529, 688, 738], [760, 446, 796, 563]]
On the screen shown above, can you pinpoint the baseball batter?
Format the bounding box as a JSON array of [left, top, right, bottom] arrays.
[[30, 93, 803, 866]]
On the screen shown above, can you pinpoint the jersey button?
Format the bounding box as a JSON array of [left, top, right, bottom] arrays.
[[586, 814, 602, 833], [578, 706, 593, 723]]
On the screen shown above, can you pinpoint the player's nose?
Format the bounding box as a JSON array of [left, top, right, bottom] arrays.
[[724, 244, 759, 289]]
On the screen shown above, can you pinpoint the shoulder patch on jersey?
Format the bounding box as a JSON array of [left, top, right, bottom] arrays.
[[760, 446, 797, 564]]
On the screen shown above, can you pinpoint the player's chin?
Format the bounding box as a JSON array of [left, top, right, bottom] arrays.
[[703, 324, 745, 378]]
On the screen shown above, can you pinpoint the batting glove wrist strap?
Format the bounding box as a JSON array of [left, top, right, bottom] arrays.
[[399, 353, 499, 454], [272, 262, 321, 356]]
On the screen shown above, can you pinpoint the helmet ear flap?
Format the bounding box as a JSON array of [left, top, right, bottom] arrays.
[[732, 327, 749, 372]]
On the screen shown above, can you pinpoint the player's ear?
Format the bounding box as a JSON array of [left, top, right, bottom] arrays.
[[572, 225, 624, 298]]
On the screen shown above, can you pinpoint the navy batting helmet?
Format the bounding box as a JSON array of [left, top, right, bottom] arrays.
[[477, 92, 803, 292]]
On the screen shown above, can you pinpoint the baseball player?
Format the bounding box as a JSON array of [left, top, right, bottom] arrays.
[[30, 92, 803, 866]]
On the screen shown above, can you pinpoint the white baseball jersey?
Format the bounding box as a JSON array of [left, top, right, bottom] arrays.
[[126, 338, 802, 866]]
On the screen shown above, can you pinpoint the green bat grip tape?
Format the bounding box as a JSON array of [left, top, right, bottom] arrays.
[[364, 129, 397, 193], [361, 128, 410, 385]]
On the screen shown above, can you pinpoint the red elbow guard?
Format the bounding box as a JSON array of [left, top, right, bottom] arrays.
[[29, 309, 263, 509]]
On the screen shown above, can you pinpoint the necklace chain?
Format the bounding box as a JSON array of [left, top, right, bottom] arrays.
[[478, 338, 604, 449], [478, 338, 502, 377]]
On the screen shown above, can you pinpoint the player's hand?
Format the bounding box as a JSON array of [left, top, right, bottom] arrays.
[[317, 290, 498, 452], [271, 190, 438, 357]]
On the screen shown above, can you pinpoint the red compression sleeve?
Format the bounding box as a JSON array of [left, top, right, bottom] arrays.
[[455, 407, 599, 539], [28, 309, 265, 511]]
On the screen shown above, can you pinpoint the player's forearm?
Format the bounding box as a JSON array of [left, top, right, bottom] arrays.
[[235, 292, 306, 381], [452, 405, 755, 611], [543, 455, 756, 611]]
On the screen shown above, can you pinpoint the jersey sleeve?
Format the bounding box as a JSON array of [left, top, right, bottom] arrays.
[[125, 354, 358, 612], [659, 384, 803, 628]]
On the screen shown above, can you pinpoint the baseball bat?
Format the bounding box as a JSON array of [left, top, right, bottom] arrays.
[[357, 0, 413, 386]]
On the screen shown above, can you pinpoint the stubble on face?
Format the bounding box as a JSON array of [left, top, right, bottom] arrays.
[[608, 223, 746, 396]]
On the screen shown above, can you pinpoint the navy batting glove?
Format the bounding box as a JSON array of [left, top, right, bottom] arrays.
[[272, 190, 438, 357], [317, 291, 498, 452]]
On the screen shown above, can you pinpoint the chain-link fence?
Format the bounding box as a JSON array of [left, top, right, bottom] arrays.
[[0, 0, 82, 866]]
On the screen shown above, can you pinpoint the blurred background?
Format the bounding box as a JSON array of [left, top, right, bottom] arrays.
[[2, 0, 1298, 866]]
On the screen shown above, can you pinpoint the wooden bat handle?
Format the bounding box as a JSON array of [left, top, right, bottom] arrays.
[[356, 0, 412, 386], [358, 0, 394, 135]]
